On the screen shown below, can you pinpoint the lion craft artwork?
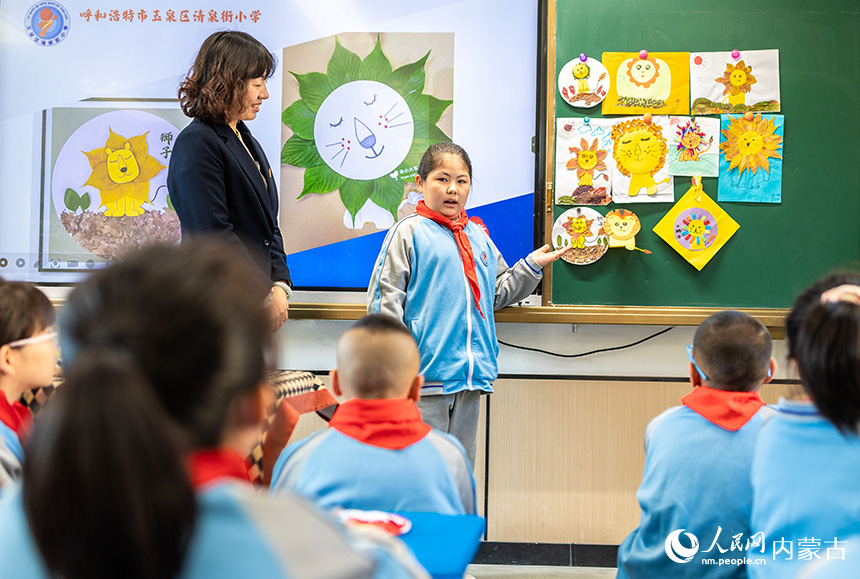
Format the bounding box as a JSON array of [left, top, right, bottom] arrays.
[[668, 116, 720, 177], [653, 177, 739, 271], [558, 55, 610, 109], [555, 118, 614, 205], [689, 50, 781, 115], [551, 207, 609, 266], [601, 51, 690, 115], [609, 117, 674, 203], [602, 209, 651, 254], [82, 128, 166, 217], [717, 113, 784, 203]]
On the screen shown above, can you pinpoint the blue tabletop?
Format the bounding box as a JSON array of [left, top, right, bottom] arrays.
[[394, 512, 485, 579]]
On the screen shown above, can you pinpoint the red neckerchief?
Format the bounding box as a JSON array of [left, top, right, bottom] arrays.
[[189, 448, 252, 488], [415, 201, 485, 318], [329, 398, 432, 450], [681, 385, 765, 431], [0, 395, 32, 439]]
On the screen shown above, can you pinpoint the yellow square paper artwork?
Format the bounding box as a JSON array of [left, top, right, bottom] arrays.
[[653, 177, 739, 271]]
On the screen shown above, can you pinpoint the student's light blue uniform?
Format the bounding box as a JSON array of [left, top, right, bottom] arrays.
[[0, 421, 24, 498], [367, 213, 541, 397], [749, 399, 860, 579], [270, 427, 476, 515], [617, 404, 775, 578], [0, 481, 426, 578]]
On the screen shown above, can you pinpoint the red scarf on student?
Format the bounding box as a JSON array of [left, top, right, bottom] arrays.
[[681, 385, 765, 431], [415, 201, 486, 318], [329, 398, 432, 450], [0, 395, 32, 439], [189, 448, 252, 488]]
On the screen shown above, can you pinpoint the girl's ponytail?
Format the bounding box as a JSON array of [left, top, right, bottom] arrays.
[[23, 348, 196, 579]]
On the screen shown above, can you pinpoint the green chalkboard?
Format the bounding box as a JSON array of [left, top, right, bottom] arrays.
[[541, 0, 860, 310]]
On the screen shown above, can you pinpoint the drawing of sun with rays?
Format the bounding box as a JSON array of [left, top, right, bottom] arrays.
[[719, 113, 782, 176], [281, 36, 452, 225]]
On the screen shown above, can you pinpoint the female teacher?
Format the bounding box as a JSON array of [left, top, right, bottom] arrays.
[[169, 31, 291, 330]]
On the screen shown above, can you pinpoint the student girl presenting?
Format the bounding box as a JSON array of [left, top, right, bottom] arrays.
[[367, 143, 565, 467]]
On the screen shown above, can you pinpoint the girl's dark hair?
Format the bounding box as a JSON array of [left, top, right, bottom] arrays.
[[0, 281, 55, 346], [23, 239, 271, 579], [794, 299, 860, 434], [178, 31, 275, 124], [417, 142, 473, 181], [785, 272, 860, 359]]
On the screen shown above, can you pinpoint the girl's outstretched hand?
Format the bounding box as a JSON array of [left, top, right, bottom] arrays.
[[528, 244, 569, 268]]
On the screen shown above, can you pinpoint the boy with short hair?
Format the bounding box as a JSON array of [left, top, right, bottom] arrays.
[[617, 310, 777, 578], [270, 314, 475, 515]]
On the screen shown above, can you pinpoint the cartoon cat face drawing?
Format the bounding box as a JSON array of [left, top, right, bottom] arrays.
[[313, 80, 414, 181]]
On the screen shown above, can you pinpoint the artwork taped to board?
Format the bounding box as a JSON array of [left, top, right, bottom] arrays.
[[653, 177, 739, 271], [40, 102, 190, 276], [690, 50, 780, 115], [668, 116, 720, 177], [718, 113, 784, 203], [552, 207, 609, 266], [609, 116, 674, 203], [556, 118, 613, 205], [558, 55, 609, 108], [601, 51, 690, 115]]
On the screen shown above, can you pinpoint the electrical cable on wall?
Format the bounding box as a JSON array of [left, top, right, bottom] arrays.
[[498, 326, 674, 359]]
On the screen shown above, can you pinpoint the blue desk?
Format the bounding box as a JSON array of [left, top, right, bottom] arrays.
[[393, 512, 485, 579]]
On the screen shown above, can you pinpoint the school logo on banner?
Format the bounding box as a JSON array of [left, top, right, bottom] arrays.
[[25, 2, 70, 47]]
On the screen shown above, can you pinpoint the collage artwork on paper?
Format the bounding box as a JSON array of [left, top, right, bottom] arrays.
[[554, 48, 784, 269]]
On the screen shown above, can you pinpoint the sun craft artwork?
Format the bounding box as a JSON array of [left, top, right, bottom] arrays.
[[281, 36, 452, 224], [718, 113, 784, 203], [653, 177, 739, 271]]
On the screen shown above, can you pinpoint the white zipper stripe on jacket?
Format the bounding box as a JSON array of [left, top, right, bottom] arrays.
[[462, 257, 474, 390]]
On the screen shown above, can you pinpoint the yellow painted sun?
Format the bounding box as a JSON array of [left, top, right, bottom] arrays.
[[82, 128, 166, 217], [719, 113, 782, 175], [715, 61, 757, 106], [565, 138, 607, 187]]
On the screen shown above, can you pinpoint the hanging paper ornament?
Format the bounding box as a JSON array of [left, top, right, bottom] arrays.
[[558, 54, 610, 108], [653, 176, 739, 270], [552, 207, 609, 265]]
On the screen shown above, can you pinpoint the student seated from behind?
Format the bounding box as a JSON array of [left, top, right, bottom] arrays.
[[0, 280, 57, 496], [0, 242, 426, 579], [270, 313, 475, 515], [749, 278, 860, 579], [617, 310, 777, 578]]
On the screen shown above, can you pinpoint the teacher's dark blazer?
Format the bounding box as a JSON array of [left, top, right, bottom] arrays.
[[168, 118, 291, 287]]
